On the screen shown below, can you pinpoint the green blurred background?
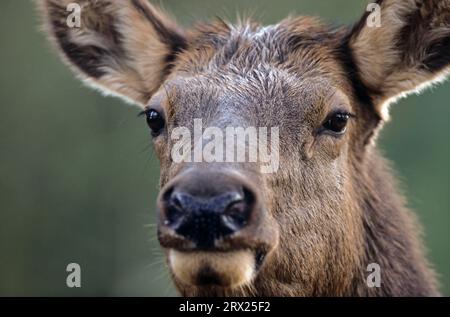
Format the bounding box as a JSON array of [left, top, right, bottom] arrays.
[[0, 0, 448, 296]]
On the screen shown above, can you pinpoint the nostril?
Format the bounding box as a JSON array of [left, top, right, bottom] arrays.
[[221, 187, 255, 232], [164, 189, 188, 228], [222, 201, 248, 231], [166, 203, 184, 227], [243, 186, 256, 206], [170, 192, 184, 211]]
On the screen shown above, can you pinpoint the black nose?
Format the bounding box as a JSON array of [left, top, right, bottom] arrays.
[[162, 188, 254, 249]]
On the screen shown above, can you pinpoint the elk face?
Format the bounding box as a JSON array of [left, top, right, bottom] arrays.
[[40, 0, 449, 296], [150, 73, 359, 294]]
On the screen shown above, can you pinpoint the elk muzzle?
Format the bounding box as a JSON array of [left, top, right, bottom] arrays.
[[157, 168, 278, 288]]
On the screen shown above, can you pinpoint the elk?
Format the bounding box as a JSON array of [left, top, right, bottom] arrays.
[[38, 0, 449, 296]]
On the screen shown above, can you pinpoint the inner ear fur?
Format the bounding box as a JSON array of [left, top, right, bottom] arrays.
[[349, 0, 450, 119], [37, 0, 187, 106]]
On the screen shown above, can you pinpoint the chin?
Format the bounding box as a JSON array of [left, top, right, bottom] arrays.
[[168, 249, 256, 293]]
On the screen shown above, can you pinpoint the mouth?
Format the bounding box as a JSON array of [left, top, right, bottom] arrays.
[[168, 249, 266, 288]]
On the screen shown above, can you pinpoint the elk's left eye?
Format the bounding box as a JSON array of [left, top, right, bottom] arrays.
[[144, 108, 165, 136], [322, 112, 351, 134]]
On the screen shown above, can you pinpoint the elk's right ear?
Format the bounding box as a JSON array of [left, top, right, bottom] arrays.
[[37, 0, 187, 106]]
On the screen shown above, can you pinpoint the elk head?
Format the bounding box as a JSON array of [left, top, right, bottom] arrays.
[[39, 0, 449, 296]]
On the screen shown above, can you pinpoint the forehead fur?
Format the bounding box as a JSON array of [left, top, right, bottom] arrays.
[[158, 17, 357, 128], [173, 17, 347, 83]]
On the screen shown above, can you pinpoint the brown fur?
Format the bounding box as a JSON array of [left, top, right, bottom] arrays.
[[37, 0, 450, 296]]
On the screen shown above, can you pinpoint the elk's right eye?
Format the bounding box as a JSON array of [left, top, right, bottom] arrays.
[[143, 108, 165, 136]]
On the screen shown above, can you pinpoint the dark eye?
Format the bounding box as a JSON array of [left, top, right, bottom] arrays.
[[144, 108, 165, 136], [322, 112, 351, 134]]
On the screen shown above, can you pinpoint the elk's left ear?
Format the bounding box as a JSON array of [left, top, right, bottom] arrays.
[[349, 0, 450, 119], [37, 0, 187, 106]]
